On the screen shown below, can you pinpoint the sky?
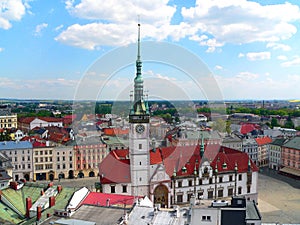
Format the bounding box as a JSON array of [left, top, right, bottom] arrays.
[[1, 0, 300, 101]]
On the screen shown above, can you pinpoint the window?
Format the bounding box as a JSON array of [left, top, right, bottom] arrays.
[[228, 188, 233, 196], [238, 174, 242, 181], [208, 190, 214, 199], [63, 164, 66, 169], [57, 157, 60, 161], [178, 181, 182, 187], [238, 187, 242, 195], [15, 157, 17, 161], [122, 185, 127, 193], [35, 158, 38, 163], [202, 216, 211, 221], [188, 180, 193, 186], [177, 194, 183, 203], [57, 165, 60, 169], [69, 156, 72, 161], [15, 165, 18, 170], [70, 163, 73, 168], [229, 175, 233, 182], [199, 179, 202, 185], [62, 156, 65, 161], [218, 189, 223, 197], [139, 144, 142, 149], [209, 178, 213, 184], [219, 177, 223, 183], [247, 185, 251, 193], [27, 156, 30, 161], [28, 164, 31, 169], [40, 151, 43, 155], [111, 185, 115, 193]]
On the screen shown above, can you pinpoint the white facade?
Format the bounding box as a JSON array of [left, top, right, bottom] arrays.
[[30, 118, 63, 130], [129, 122, 150, 197], [0, 141, 33, 181], [242, 138, 258, 165]]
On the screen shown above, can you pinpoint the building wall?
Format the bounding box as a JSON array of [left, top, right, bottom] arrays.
[[269, 144, 282, 170], [282, 147, 300, 171], [171, 171, 258, 204], [53, 146, 74, 179], [0, 114, 17, 129], [33, 146, 55, 181], [1, 147, 33, 181], [74, 142, 107, 178]]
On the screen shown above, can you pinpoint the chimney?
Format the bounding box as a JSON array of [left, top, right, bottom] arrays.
[[36, 206, 42, 221], [49, 196, 55, 208], [26, 197, 32, 218], [57, 185, 62, 193]]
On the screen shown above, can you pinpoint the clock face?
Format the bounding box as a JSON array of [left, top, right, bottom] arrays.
[[135, 124, 145, 134]]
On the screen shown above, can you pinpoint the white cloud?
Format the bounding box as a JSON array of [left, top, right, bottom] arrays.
[[238, 53, 245, 58], [34, 23, 48, 36], [281, 56, 300, 67], [0, 0, 28, 29], [246, 52, 271, 61], [57, 0, 300, 51], [54, 24, 64, 32], [181, 0, 300, 44], [215, 65, 223, 70], [266, 42, 291, 51], [236, 72, 259, 80], [65, 0, 176, 26], [277, 55, 288, 61], [215, 73, 300, 99], [0, 47, 4, 52]]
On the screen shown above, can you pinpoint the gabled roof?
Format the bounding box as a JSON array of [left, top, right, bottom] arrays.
[[255, 136, 272, 146], [241, 123, 260, 135], [99, 150, 131, 184]]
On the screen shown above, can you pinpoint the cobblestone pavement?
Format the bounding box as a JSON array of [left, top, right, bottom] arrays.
[[257, 172, 300, 224]]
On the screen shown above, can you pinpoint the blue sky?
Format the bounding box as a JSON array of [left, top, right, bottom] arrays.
[[1, 0, 300, 100]]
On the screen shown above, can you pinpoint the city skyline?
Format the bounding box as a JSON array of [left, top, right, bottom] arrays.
[[1, 0, 300, 100]]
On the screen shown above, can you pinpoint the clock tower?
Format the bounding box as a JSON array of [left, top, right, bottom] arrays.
[[129, 23, 150, 197]]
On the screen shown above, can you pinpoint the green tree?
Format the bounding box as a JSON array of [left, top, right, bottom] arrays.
[[212, 118, 226, 133], [284, 116, 294, 129], [271, 118, 279, 128]]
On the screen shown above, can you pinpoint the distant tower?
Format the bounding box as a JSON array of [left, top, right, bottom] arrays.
[[129, 24, 150, 197]]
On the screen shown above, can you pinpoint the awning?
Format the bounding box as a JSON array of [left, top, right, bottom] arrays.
[[279, 167, 300, 177]]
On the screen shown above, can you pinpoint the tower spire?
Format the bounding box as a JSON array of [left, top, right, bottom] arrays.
[[134, 23, 143, 104]]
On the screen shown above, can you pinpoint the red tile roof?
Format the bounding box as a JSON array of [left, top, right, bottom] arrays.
[[99, 150, 130, 184], [18, 117, 63, 124], [82, 192, 139, 207], [240, 123, 260, 135], [99, 144, 258, 185], [255, 136, 272, 146]]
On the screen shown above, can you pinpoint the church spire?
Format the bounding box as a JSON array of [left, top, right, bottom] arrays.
[[134, 23, 143, 103]]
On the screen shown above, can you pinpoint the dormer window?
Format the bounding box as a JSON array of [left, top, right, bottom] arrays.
[[182, 166, 187, 173]]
